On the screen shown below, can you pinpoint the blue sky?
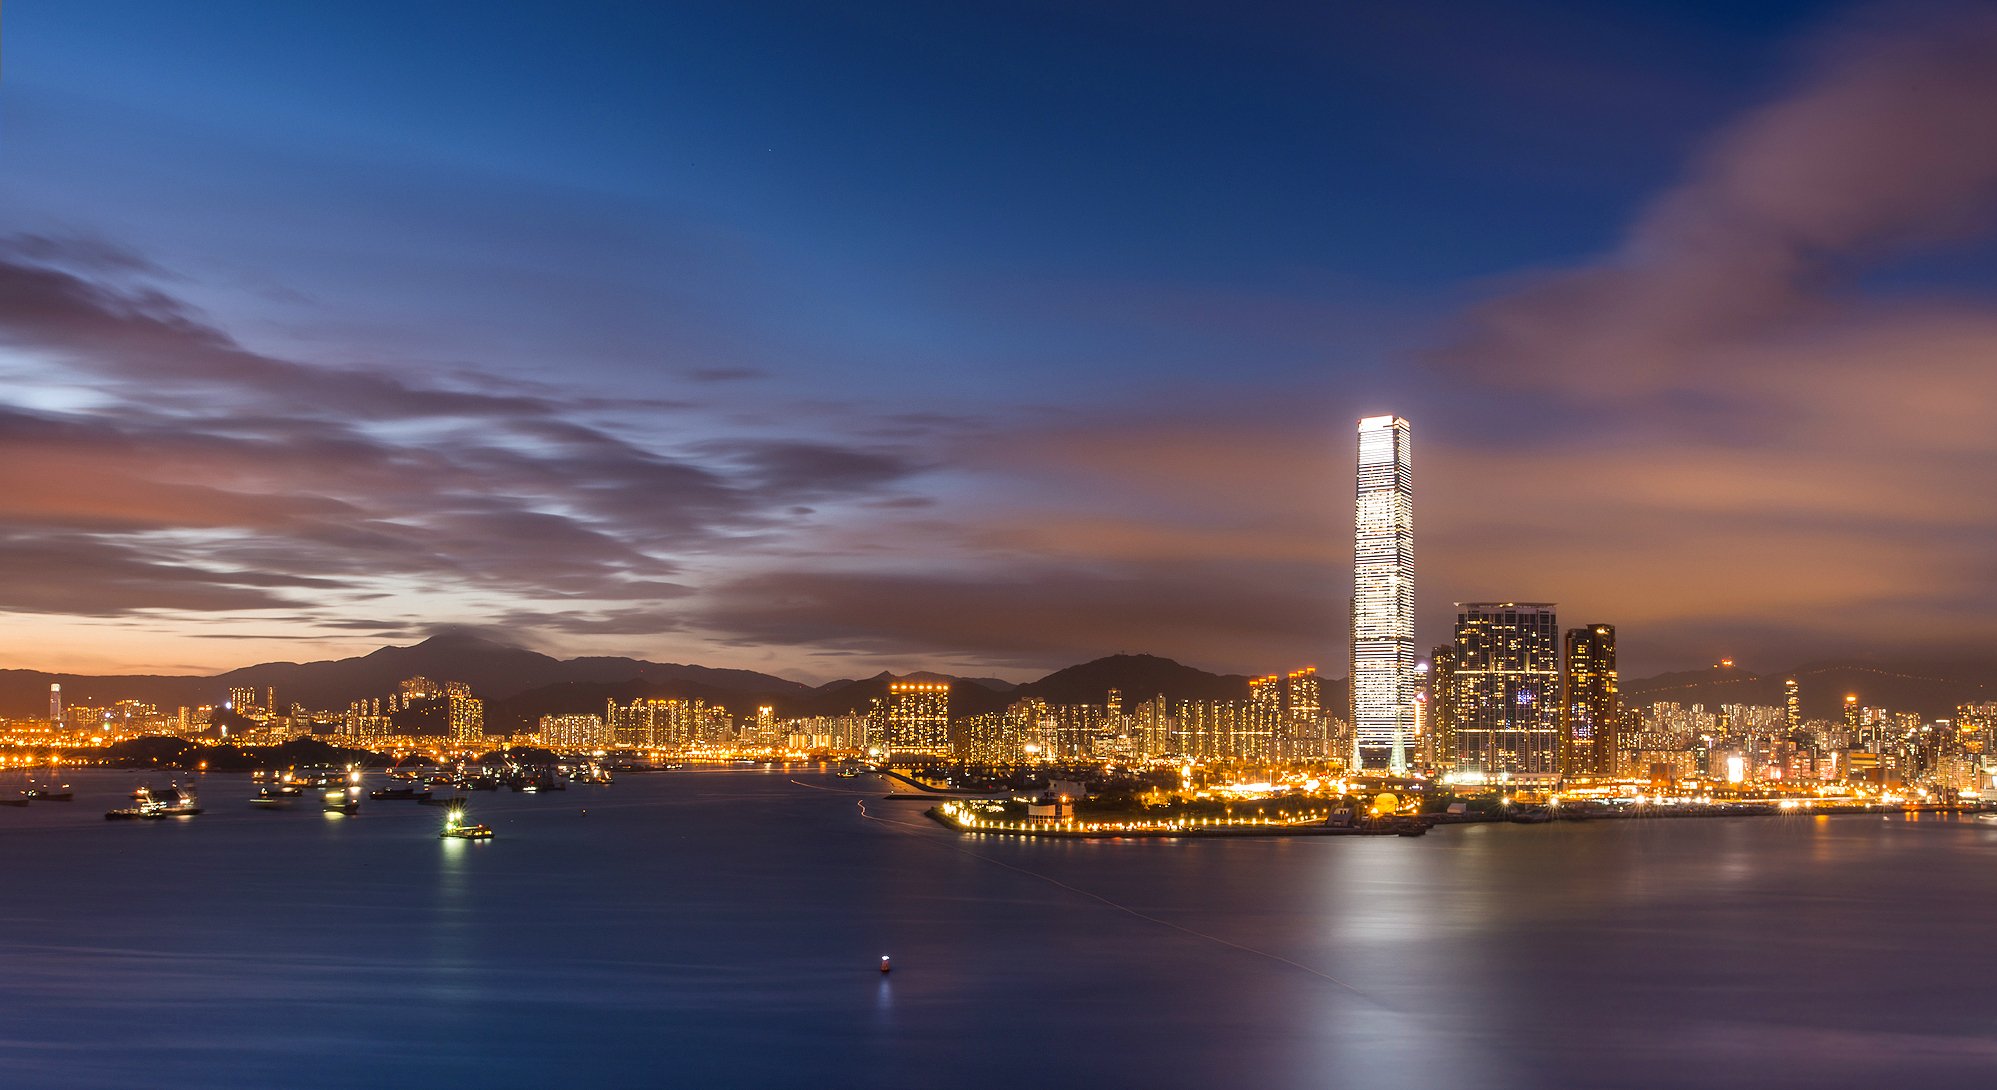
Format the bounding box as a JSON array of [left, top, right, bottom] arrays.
[[4, 0, 1995, 680]]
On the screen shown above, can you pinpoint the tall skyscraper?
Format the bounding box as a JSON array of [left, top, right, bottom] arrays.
[[1784, 678, 1801, 732], [1351, 415, 1414, 772], [49, 683, 62, 727], [1448, 603, 1561, 776], [1562, 624, 1620, 778]]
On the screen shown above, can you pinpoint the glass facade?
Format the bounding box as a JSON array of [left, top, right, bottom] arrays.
[[1351, 415, 1414, 771], [1449, 603, 1560, 775]]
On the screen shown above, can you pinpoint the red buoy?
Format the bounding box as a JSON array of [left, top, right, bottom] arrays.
[[879, 955, 892, 974]]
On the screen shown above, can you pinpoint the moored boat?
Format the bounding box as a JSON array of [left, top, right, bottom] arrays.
[[107, 784, 202, 820]]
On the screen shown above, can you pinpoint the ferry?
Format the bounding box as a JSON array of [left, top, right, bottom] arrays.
[[106, 784, 202, 820]]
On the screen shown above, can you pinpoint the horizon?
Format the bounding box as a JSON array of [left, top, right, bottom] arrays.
[[13, 627, 1993, 698], [7, 2, 1997, 679]]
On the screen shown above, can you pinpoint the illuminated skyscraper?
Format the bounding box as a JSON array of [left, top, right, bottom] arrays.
[[1784, 678, 1801, 732], [49, 683, 62, 727], [1351, 415, 1414, 772], [1561, 624, 1619, 778], [1449, 603, 1561, 776]]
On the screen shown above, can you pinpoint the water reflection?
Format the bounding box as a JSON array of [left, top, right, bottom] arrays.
[[5, 770, 1997, 1088]]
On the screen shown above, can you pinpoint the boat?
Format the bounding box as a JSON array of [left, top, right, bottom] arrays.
[[323, 785, 361, 815], [438, 801, 493, 840], [249, 786, 298, 808], [25, 783, 74, 802], [107, 784, 202, 820], [0, 795, 27, 808], [368, 786, 420, 800]]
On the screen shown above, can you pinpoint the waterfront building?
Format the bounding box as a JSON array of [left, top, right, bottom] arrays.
[[1285, 668, 1325, 761], [1249, 674, 1282, 757], [885, 682, 950, 757], [1561, 624, 1620, 778], [539, 713, 610, 749], [1447, 603, 1561, 776], [1427, 645, 1456, 771], [957, 704, 1034, 764], [1351, 415, 1415, 772]]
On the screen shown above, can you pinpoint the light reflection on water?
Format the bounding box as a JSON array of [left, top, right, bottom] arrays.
[[3, 769, 1996, 1088]]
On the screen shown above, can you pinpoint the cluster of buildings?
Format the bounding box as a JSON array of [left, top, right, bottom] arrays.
[[3, 412, 1991, 800], [339, 676, 485, 747]]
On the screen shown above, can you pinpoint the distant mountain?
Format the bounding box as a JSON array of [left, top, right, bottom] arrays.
[[795, 671, 1014, 720], [1014, 653, 1258, 707], [0, 633, 812, 719], [1623, 658, 1997, 720]]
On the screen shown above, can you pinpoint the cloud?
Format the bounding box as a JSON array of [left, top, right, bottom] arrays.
[[1441, 2, 1997, 397], [0, 238, 931, 647], [696, 558, 1337, 673]]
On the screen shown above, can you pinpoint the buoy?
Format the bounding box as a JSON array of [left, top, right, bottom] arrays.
[[879, 955, 892, 974]]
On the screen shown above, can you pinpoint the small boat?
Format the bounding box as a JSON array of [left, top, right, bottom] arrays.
[[25, 783, 74, 802], [249, 787, 298, 808], [369, 786, 420, 800], [323, 786, 361, 815], [0, 796, 28, 808], [439, 802, 493, 840]]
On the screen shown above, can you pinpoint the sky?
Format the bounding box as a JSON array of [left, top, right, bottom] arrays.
[[3, 0, 1996, 681]]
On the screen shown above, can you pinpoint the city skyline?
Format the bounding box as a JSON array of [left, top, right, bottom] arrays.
[[6, 2, 1997, 682]]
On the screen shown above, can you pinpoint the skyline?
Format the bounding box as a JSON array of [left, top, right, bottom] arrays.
[[7, 1, 1997, 680]]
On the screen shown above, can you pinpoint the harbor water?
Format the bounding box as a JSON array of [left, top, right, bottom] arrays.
[[2, 767, 1994, 1088]]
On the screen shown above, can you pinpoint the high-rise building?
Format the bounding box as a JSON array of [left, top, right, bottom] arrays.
[[49, 683, 62, 727], [1784, 678, 1801, 732], [1351, 415, 1414, 772], [1427, 645, 1456, 770], [885, 682, 950, 757], [1285, 668, 1324, 760], [448, 690, 484, 749], [1448, 603, 1561, 776], [228, 686, 258, 716], [1562, 624, 1620, 778]]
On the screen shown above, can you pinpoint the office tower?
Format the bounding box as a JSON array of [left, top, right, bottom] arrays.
[[885, 682, 950, 757], [228, 686, 257, 716], [49, 683, 62, 726], [1351, 415, 1414, 772], [1784, 678, 1801, 732], [1844, 694, 1859, 731], [1449, 603, 1561, 776], [1562, 624, 1620, 778]]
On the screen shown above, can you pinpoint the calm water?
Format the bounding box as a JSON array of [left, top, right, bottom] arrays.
[[2, 768, 1994, 1089]]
